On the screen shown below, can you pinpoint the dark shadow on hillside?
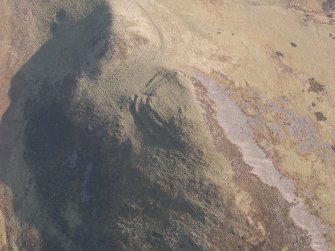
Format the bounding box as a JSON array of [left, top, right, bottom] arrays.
[[0, 3, 257, 251], [0, 3, 112, 250]]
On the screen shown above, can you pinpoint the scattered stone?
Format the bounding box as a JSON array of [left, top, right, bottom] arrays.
[[312, 102, 316, 107], [308, 78, 325, 93], [314, 112, 327, 121], [275, 51, 284, 57], [290, 42, 297, 47], [331, 145, 335, 153]]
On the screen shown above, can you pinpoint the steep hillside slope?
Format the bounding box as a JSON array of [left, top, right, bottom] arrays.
[[0, 0, 334, 250]]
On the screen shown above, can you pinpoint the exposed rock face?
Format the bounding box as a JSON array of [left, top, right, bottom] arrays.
[[1, 0, 335, 250], [323, 0, 335, 12]]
